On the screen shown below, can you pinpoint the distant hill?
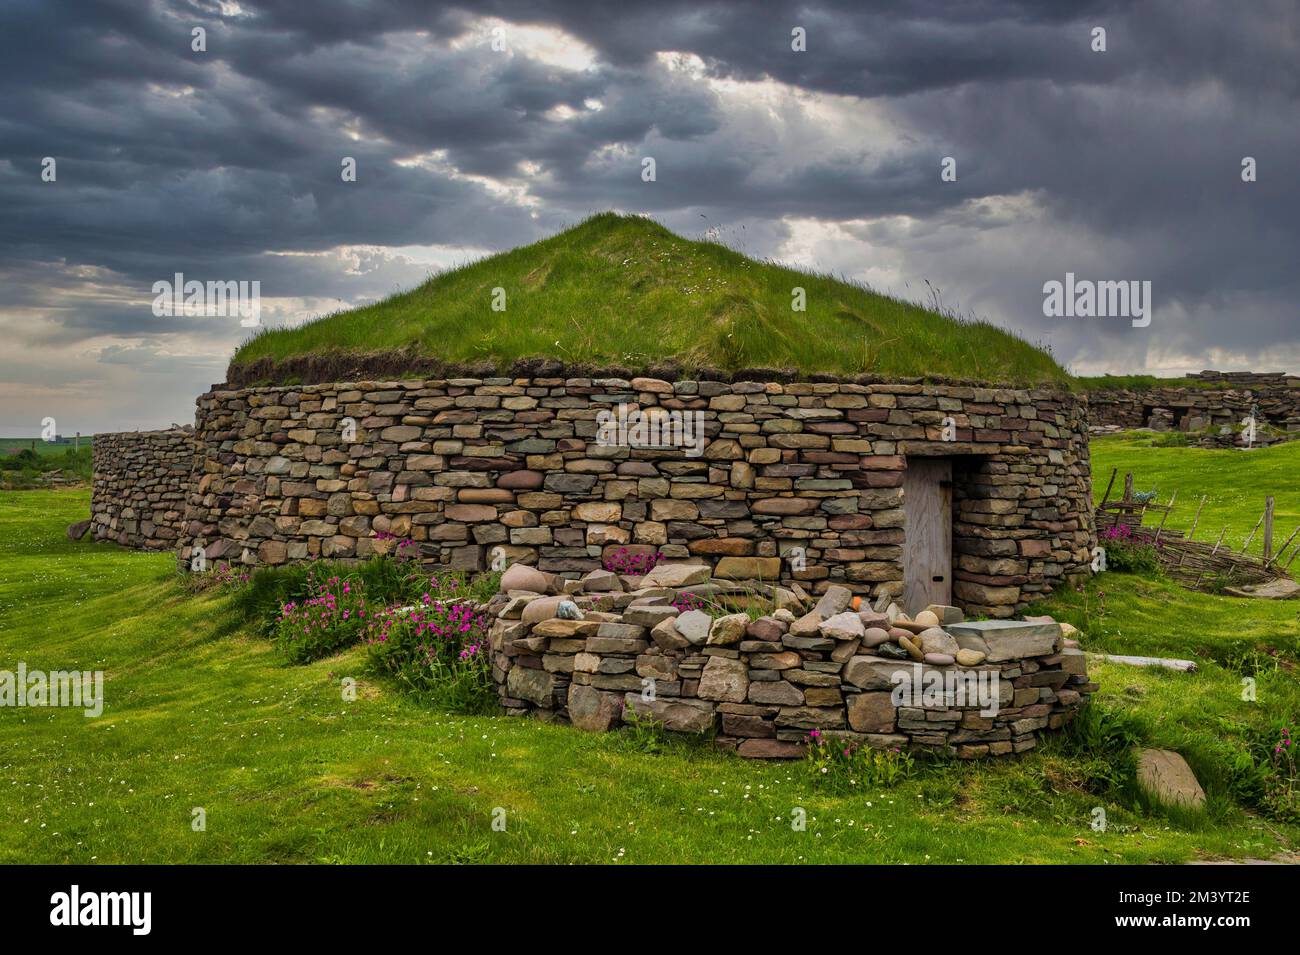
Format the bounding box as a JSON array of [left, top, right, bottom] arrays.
[[229, 213, 1070, 387]]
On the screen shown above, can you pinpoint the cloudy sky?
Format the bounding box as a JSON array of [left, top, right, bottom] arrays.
[[2, 0, 1297, 435]]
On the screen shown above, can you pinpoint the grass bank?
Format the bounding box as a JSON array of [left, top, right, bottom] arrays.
[[230, 213, 1069, 387], [1, 487, 1296, 863]]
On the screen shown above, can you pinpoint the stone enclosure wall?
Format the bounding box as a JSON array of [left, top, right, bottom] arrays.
[[177, 374, 1095, 615], [486, 568, 1095, 759], [91, 428, 195, 550], [1089, 370, 1300, 434]]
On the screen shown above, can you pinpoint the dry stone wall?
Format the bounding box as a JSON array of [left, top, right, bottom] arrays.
[[1089, 370, 1300, 433], [91, 428, 195, 549], [178, 374, 1094, 615], [486, 569, 1095, 759]]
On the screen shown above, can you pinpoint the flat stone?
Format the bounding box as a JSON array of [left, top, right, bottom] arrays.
[[813, 585, 853, 618], [947, 620, 1061, 662], [737, 739, 804, 759], [748, 680, 804, 705], [714, 556, 782, 580], [819, 611, 865, 641], [641, 563, 711, 588], [531, 618, 599, 638], [789, 611, 824, 637], [507, 666, 556, 707], [650, 616, 690, 650], [674, 609, 712, 645], [842, 656, 923, 690], [923, 652, 955, 665], [567, 684, 621, 732], [746, 616, 786, 641], [1225, 578, 1300, 599], [698, 656, 749, 702], [623, 605, 679, 627], [580, 569, 622, 592], [623, 694, 715, 733], [749, 651, 801, 670], [847, 692, 897, 733]]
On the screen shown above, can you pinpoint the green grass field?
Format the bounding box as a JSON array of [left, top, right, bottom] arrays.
[[1090, 433, 1300, 558], [2, 467, 1297, 864], [230, 213, 1070, 387]]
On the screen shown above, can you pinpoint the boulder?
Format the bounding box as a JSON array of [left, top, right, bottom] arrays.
[[1137, 749, 1206, 809], [500, 563, 551, 595], [66, 519, 91, 542], [708, 612, 750, 646]]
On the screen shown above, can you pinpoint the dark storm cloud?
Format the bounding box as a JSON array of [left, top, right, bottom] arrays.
[[1, 0, 1297, 433]]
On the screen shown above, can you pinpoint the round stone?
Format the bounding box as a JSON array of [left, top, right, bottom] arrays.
[[898, 634, 925, 662], [924, 652, 955, 666], [955, 648, 986, 666], [862, 626, 891, 648], [914, 610, 940, 628], [918, 626, 960, 656]]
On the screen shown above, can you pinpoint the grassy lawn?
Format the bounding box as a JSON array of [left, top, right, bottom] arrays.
[[230, 213, 1069, 387], [1090, 433, 1300, 558], [1, 484, 1297, 864]]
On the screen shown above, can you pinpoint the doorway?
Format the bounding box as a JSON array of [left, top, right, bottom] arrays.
[[902, 457, 952, 614]]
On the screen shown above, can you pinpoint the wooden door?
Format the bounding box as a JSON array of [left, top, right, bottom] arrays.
[[902, 458, 952, 615]]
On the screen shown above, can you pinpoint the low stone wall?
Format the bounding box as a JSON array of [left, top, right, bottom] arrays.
[[91, 428, 195, 549], [1089, 370, 1300, 433], [487, 567, 1095, 758], [179, 374, 1094, 616]]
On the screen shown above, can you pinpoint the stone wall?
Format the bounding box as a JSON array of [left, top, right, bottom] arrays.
[[178, 374, 1094, 615], [91, 428, 195, 550], [486, 568, 1095, 759], [1088, 370, 1300, 433]]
